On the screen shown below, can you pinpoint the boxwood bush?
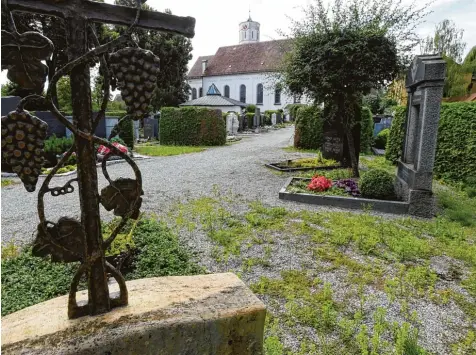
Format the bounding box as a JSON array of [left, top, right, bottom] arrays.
[[360, 169, 395, 200], [360, 106, 374, 153], [386, 102, 476, 182], [374, 128, 390, 149], [294, 105, 323, 150], [287, 104, 307, 120], [160, 107, 226, 146], [245, 112, 255, 129]]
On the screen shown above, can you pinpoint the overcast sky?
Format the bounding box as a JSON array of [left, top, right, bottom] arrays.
[[1, 0, 475, 84]]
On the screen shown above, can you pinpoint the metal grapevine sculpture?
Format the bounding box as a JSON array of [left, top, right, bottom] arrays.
[[1, 0, 195, 319]]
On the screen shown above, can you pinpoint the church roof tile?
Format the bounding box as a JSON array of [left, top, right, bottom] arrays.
[[187, 39, 292, 78]]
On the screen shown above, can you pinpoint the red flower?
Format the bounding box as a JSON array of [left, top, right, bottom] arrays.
[[307, 175, 332, 192]]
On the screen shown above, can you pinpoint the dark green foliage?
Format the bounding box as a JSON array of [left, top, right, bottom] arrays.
[[363, 94, 382, 114], [264, 110, 280, 125], [245, 112, 255, 129], [246, 104, 257, 113], [117, 116, 134, 149], [360, 106, 374, 153], [294, 106, 323, 150], [287, 104, 307, 119], [1, 218, 202, 316], [434, 102, 476, 182], [160, 107, 226, 146], [385, 106, 407, 163], [1, 249, 79, 316], [44, 135, 74, 155], [463, 176, 476, 198], [360, 169, 395, 200], [127, 219, 203, 279], [437, 189, 476, 227], [374, 128, 390, 149], [386, 102, 476, 182]]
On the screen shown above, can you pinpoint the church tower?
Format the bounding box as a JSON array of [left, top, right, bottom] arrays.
[[239, 12, 260, 44]]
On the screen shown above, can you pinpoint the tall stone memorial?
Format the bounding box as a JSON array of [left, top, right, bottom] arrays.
[[395, 55, 446, 217]]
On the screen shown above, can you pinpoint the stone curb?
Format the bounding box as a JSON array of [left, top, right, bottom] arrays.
[[279, 177, 410, 215]]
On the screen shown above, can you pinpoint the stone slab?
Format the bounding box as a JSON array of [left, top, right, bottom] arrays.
[[2, 273, 266, 355], [280, 178, 410, 215]]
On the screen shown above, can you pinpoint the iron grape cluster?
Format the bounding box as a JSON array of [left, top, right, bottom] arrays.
[[1, 110, 48, 192], [109, 47, 160, 120]]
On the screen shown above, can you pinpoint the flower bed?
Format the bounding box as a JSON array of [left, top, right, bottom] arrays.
[[280, 177, 409, 214], [266, 154, 341, 172]]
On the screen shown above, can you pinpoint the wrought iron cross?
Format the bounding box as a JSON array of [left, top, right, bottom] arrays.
[[1, 0, 195, 318]]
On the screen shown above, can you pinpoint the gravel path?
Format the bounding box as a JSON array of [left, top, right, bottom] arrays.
[[1, 126, 331, 246]]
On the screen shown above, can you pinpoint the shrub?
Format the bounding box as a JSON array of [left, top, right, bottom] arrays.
[[360, 169, 395, 200], [44, 135, 74, 155], [294, 105, 323, 150], [385, 106, 406, 164], [160, 107, 226, 146], [110, 136, 126, 146], [386, 102, 476, 182], [246, 104, 257, 113], [287, 104, 307, 119], [1, 249, 79, 316], [264, 110, 280, 125], [374, 128, 390, 149], [127, 218, 203, 279], [117, 116, 134, 149], [360, 106, 374, 153], [245, 112, 255, 129]]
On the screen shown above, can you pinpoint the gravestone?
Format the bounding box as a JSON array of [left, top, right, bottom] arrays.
[[144, 116, 158, 139], [321, 121, 360, 167], [276, 113, 283, 124], [226, 113, 239, 135], [284, 114, 290, 122], [253, 107, 261, 128], [238, 115, 244, 132], [1, 96, 21, 116], [271, 113, 277, 126], [395, 55, 446, 217]]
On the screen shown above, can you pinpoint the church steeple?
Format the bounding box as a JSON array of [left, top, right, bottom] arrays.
[[239, 11, 260, 44]]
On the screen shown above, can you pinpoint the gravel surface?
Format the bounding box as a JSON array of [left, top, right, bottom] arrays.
[[2, 126, 331, 246]]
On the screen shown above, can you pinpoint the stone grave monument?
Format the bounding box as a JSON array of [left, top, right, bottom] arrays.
[[1, 0, 265, 353], [226, 112, 239, 135], [271, 113, 277, 126], [395, 55, 446, 217], [276, 112, 283, 124], [321, 119, 360, 168], [143, 116, 158, 140]]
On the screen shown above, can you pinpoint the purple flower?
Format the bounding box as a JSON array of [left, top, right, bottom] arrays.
[[333, 179, 360, 196]]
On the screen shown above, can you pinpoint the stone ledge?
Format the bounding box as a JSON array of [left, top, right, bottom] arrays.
[[2, 273, 266, 355]]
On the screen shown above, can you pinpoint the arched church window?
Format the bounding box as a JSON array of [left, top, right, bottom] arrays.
[[256, 84, 263, 104], [224, 85, 230, 98], [274, 86, 282, 104], [240, 85, 246, 103], [192, 88, 197, 100], [199, 87, 203, 97]]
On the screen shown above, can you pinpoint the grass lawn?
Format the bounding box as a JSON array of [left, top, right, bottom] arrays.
[[134, 144, 205, 157], [282, 146, 322, 154]]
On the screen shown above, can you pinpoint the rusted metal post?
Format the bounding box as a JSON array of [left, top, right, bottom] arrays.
[[65, 9, 110, 316]]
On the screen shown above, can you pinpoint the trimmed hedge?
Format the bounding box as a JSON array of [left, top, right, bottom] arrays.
[[385, 106, 406, 164], [160, 107, 226, 146], [118, 116, 134, 149], [360, 106, 374, 153], [386, 102, 476, 182], [246, 104, 257, 113], [294, 105, 323, 150]]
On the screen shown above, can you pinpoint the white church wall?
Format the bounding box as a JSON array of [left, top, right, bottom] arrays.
[[188, 78, 203, 100], [201, 73, 309, 112]]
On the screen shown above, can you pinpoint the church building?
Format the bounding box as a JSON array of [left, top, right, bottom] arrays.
[[187, 15, 305, 112]]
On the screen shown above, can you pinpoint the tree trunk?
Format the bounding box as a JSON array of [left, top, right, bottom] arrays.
[[345, 127, 359, 178]]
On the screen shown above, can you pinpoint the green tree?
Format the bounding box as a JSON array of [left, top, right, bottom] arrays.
[[114, 1, 193, 110], [282, 0, 429, 176], [57, 76, 72, 112], [421, 20, 468, 97]]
